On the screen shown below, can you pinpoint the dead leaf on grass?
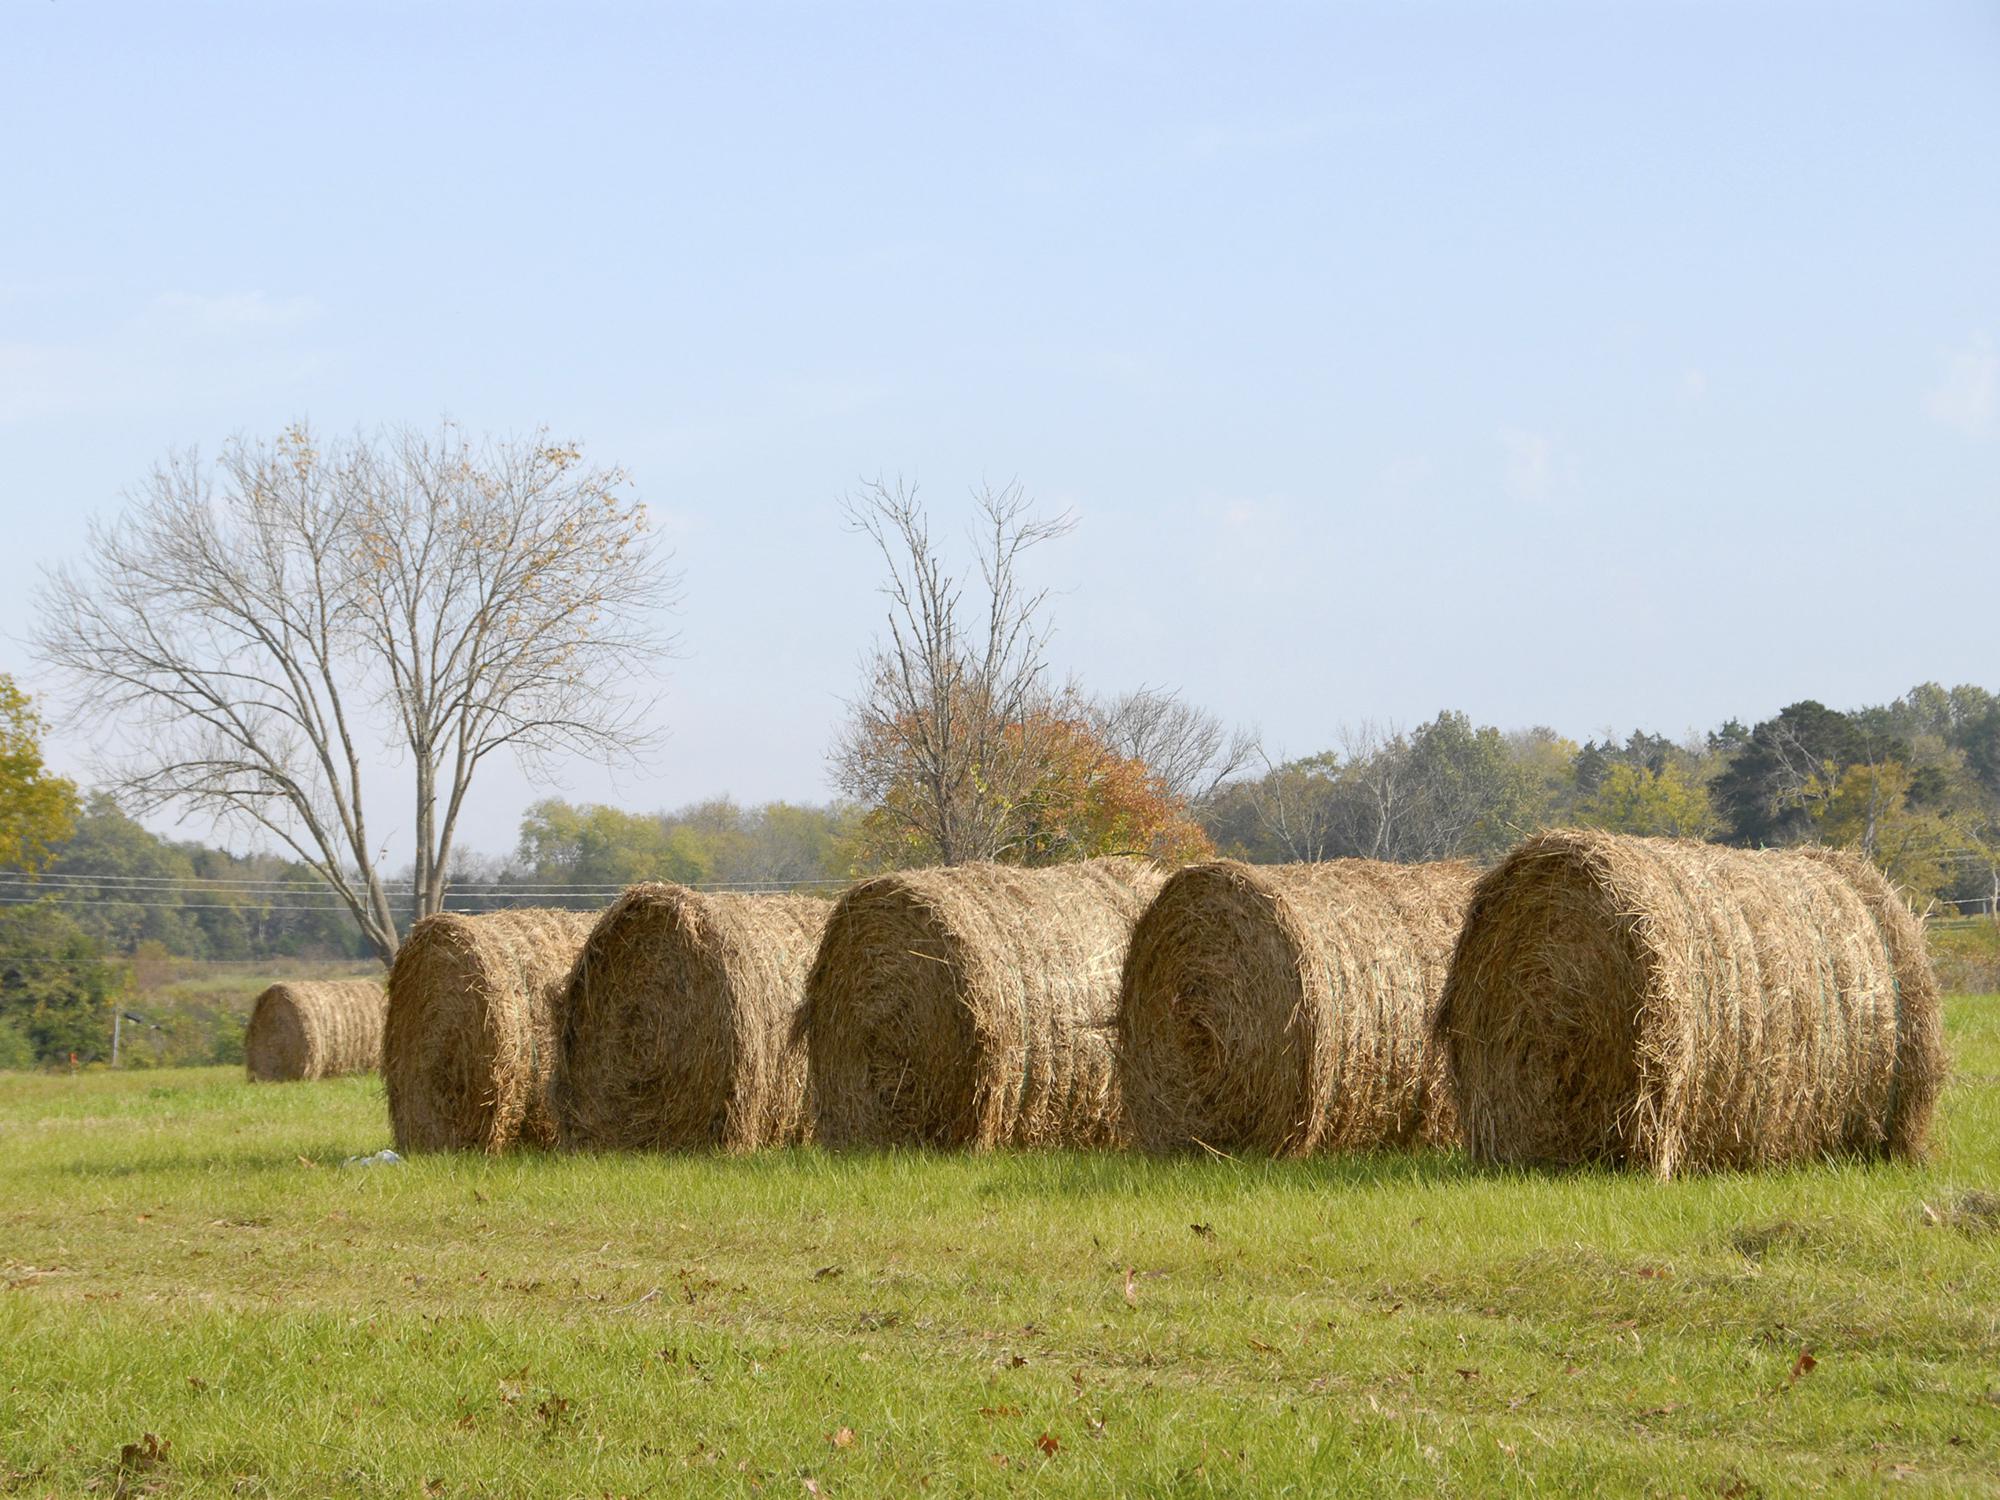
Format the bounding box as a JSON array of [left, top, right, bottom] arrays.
[[1790, 1349, 1818, 1383], [830, 1427, 855, 1449], [1035, 1433, 1060, 1457], [117, 1434, 170, 1476], [1123, 1268, 1138, 1308]]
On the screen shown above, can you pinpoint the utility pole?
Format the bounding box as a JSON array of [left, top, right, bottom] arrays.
[[111, 1009, 156, 1067]]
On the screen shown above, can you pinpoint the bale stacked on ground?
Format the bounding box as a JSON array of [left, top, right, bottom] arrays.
[[1435, 829, 1945, 1177], [552, 884, 833, 1151], [801, 858, 1165, 1149], [1117, 858, 1477, 1156], [384, 907, 598, 1154], [244, 979, 387, 1082]]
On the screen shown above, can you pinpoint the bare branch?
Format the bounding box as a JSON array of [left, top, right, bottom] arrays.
[[34, 422, 679, 961]]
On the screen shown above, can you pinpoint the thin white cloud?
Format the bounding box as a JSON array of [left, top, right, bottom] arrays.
[[1680, 367, 1709, 402], [151, 290, 323, 329], [1925, 335, 1997, 436], [1500, 426, 1556, 502], [0, 290, 325, 425]]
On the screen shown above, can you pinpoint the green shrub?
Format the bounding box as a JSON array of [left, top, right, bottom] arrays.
[[1928, 918, 2000, 994]]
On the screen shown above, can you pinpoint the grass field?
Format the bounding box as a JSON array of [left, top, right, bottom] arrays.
[[2, 1002, 1996, 1497]]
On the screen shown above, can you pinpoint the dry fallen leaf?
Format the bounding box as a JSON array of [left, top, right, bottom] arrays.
[[1123, 1268, 1138, 1308], [118, 1434, 170, 1474], [1036, 1433, 1060, 1457], [1790, 1349, 1818, 1382], [830, 1427, 855, 1449]]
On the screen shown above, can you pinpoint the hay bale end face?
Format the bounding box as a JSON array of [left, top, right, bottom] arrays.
[[1118, 859, 1477, 1156], [383, 907, 597, 1154], [802, 858, 1165, 1150], [244, 979, 387, 1082], [1436, 830, 1945, 1177], [553, 884, 832, 1151]]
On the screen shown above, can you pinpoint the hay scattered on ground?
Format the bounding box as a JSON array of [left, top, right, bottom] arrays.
[[244, 979, 386, 1082], [552, 884, 832, 1151], [1435, 829, 1946, 1177], [383, 907, 597, 1154], [801, 858, 1165, 1149], [1118, 858, 1477, 1155]]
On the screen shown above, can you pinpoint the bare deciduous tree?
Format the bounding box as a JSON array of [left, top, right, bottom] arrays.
[[830, 478, 1074, 865], [35, 422, 676, 962], [1089, 687, 1258, 805]]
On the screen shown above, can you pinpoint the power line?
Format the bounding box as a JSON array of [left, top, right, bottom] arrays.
[[0, 871, 848, 894]]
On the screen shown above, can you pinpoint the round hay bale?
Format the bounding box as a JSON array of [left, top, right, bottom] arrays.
[[1435, 829, 1946, 1177], [244, 979, 386, 1082], [552, 884, 833, 1151], [383, 907, 598, 1154], [802, 857, 1165, 1150], [1117, 858, 1477, 1156]]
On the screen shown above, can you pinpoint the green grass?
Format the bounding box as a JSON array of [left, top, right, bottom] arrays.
[[2, 1004, 1997, 1497]]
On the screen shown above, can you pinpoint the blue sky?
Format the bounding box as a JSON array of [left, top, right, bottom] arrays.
[[3, 1, 1997, 860]]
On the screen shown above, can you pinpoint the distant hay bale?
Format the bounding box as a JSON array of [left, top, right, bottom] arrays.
[[1435, 830, 1946, 1177], [802, 858, 1165, 1149], [552, 884, 833, 1151], [1117, 859, 1477, 1156], [383, 907, 597, 1154], [244, 979, 386, 1082]]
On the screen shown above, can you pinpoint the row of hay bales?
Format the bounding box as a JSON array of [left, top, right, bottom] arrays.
[[265, 829, 1946, 1178]]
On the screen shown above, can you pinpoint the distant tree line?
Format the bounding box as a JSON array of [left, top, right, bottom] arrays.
[[1201, 686, 2000, 915]]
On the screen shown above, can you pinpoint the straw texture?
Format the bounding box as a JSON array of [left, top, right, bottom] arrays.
[[1435, 830, 1945, 1177], [802, 858, 1165, 1149], [244, 979, 386, 1082], [383, 907, 597, 1154], [553, 884, 832, 1151], [1118, 858, 1476, 1155]]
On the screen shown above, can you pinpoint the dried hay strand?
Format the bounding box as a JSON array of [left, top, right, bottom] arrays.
[[801, 857, 1165, 1149], [552, 884, 833, 1151], [1434, 829, 1946, 1177], [384, 907, 598, 1154], [1117, 858, 1477, 1156], [244, 979, 386, 1082]]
